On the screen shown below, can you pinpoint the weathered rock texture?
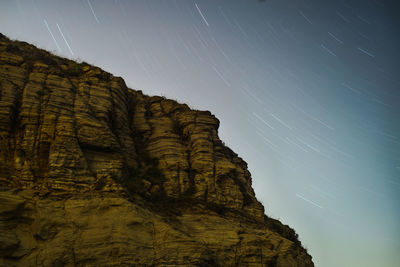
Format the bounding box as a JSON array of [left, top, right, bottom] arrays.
[[0, 34, 313, 266]]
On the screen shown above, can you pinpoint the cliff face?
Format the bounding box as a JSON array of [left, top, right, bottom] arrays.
[[0, 34, 313, 266]]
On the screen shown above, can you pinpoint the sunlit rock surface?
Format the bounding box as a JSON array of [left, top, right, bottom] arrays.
[[0, 33, 313, 266]]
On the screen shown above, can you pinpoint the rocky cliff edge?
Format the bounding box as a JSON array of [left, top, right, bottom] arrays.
[[0, 33, 313, 266]]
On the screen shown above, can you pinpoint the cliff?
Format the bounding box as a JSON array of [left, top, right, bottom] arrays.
[[0, 33, 313, 266]]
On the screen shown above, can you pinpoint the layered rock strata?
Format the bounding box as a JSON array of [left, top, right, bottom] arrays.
[[0, 34, 313, 266]]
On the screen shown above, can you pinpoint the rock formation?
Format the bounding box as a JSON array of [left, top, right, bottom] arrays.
[[0, 33, 313, 266]]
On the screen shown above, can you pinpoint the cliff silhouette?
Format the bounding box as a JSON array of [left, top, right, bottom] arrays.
[[0, 33, 313, 266]]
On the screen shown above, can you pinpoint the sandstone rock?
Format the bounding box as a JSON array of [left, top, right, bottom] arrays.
[[0, 33, 313, 266]]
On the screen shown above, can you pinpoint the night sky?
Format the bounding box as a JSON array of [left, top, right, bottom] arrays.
[[1, 0, 399, 266]]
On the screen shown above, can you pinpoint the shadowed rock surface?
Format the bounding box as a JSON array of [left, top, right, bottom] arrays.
[[0, 33, 313, 266]]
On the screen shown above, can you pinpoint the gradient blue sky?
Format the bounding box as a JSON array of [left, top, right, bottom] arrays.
[[1, 0, 399, 266]]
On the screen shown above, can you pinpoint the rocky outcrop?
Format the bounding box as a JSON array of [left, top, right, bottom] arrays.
[[0, 33, 313, 266]]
